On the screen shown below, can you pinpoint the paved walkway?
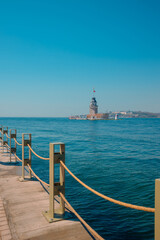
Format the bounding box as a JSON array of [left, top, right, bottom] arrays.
[[0, 196, 12, 240], [0, 146, 93, 240]]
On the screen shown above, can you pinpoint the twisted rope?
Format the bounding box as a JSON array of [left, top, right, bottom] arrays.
[[27, 164, 49, 187], [4, 143, 10, 150], [60, 192, 104, 240], [60, 161, 155, 213], [27, 144, 49, 160], [14, 153, 22, 162], [14, 138, 22, 146], [7, 143, 10, 149], [5, 133, 10, 139]]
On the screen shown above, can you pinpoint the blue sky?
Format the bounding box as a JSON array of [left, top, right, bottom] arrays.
[[0, 0, 160, 117]]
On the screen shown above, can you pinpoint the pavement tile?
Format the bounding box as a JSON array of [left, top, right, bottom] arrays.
[[0, 222, 8, 227], [0, 212, 5, 215], [1, 230, 10, 236], [1, 234, 12, 240], [0, 218, 7, 223], [0, 226, 9, 231]]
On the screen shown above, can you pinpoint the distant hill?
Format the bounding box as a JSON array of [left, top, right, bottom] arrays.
[[109, 111, 160, 118], [131, 111, 160, 118]]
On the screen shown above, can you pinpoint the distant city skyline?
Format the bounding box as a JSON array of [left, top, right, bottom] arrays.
[[0, 0, 160, 117]]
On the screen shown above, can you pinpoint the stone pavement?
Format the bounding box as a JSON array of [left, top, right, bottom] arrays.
[[0, 196, 12, 240], [0, 147, 93, 240]]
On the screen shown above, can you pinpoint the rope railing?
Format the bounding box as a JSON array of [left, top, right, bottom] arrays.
[[27, 144, 49, 160], [5, 133, 10, 139], [14, 153, 22, 162], [27, 164, 49, 187], [14, 138, 22, 146], [5, 143, 10, 149], [12, 152, 49, 187], [60, 161, 155, 213], [60, 192, 104, 240], [0, 125, 159, 239], [7, 144, 10, 149]]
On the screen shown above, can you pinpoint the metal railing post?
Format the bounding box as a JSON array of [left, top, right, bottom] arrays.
[[2, 127, 8, 152], [2, 127, 4, 152], [43, 142, 65, 223], [20, 133, 32, 181], [10, 130, 11, 162], [22, 133, 25, 180], [0, 126, 2, 147], [59, 143, 65, 215], [15, 130, 17, 162], [9, 129, 17, 162], [29, 133, 32, 178], [6, 127, 8, 152], [49, 143, 54, 219], [155, 179, 160, 240]]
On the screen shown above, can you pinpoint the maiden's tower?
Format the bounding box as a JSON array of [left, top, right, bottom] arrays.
[[69, 90, 109, 120]]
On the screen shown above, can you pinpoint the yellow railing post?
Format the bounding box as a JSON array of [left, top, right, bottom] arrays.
[[155, 179, 160, 240], [15, 130, 17, 162], [20, 133, 32, 181], [22, 134, 25, 180], [1, 126, 4, 152], [43, 142, 65, 223], [0, 125, 2, 147], [59, 143, 65, 215], [29, 133, 32, 178], [6, 127, 8, 152], [2, 127, 8, 152], [9, 129, 17, 162]]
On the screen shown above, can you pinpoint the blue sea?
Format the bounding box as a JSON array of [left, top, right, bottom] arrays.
[[0, 117, 160, 240]]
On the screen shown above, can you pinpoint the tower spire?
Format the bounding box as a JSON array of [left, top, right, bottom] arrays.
[[93, 88, 96, 97]]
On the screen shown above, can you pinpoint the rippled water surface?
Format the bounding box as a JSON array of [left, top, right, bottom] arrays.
[[1, 117, 160, 240]]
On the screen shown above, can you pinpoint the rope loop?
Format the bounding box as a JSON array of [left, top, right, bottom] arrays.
[[60, 161, 155, 213], [27, 144, 49, 160]]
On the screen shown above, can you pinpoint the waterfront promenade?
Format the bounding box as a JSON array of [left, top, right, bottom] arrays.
[[0, 124, 159, 240], [0, 146, 93, 240]]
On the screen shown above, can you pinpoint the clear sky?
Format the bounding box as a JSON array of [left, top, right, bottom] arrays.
[[0, 0, 160, 117]]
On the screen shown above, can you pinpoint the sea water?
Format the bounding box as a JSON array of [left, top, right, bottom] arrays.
[[0, 117, 160, 240]]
